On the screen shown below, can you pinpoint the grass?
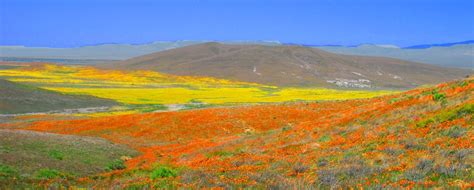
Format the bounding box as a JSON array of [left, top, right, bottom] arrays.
[[0, 65, 21, 70], [0, 130, 139, 177], [35, 169, 66, 179], [48, 150, 65, 160], [0, 78, 117, 114], [105, 159, 126, 171], [416, 103, 473, 128], [150, 166, 178, 179], [206, 150, 237, 159], [0, 164, 18, 179], [317, 135, 331, 142]]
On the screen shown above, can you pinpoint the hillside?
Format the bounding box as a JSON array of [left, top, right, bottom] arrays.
[[0, 79, 117, 114], [4, 77, 471, 188], [0, 129, 138, 182], [105, 42, 469, 89]]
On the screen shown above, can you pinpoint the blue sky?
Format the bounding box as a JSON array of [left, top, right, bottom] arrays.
[[1, 0, 473, 47]]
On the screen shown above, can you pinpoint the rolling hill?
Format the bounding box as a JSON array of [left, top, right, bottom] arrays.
[[7, 77, 471, 189], [0, 79, 117, 114], [105, 42, 470, 89]]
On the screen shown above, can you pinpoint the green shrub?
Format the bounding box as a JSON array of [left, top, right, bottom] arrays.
[[49, 150, 64, 160], [281, 124, 293, 131], [150, 166, 178, 180], [416, 104, 473, 128], [318, 135, 331, 143], [457, 81, 468, 87], [416, 118, 435, 128], [105, 159, 126, 171], [431, 89, 446, 103], [455, 104, 473, 118], [35, 169, 64, 179], [389, 98, 400, 104], [0, 164, 18, 179]]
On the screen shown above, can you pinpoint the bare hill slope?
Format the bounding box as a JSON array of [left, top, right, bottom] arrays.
[[105, 42, 470, 89]]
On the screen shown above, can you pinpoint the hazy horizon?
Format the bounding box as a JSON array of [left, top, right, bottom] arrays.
[[1, 39, 474, 49]]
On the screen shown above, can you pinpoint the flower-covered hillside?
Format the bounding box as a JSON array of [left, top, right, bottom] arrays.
[[7, 78, 473, 189]]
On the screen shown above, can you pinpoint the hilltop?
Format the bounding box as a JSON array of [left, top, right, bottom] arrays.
[[105, 43, 469, 89]]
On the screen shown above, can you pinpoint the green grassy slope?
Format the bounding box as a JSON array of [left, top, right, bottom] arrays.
[[0, 79, 118, 114], [0, 129, 139, 183]]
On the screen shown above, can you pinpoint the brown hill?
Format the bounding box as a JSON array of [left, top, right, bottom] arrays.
[[103, 42, 470, 89]]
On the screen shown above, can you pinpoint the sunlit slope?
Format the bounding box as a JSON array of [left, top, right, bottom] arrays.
[[23, 78, 473, 188], [0, 64, 393, 105]]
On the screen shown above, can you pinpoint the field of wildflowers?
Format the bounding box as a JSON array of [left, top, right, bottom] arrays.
[[1, 76, 471, 189], [0, 64, 392, 106]]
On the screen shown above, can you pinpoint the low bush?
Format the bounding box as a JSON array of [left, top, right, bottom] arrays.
[[105, 159, 126, 171], [48, 150, 64, 160], [317, 135, 331, 143], [150, 166, 178, 180], [35, 169, 64, 179], [0, 164, 18, 179], [431, 89, 446, 102]]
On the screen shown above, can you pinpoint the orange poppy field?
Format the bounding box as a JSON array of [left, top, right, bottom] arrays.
[[2, 77, 472, 189]]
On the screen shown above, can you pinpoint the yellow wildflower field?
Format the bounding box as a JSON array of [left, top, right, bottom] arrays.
[[0, 64, 394, 105]]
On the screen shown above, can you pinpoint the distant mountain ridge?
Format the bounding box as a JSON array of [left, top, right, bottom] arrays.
[[286, 40, 474, 49], [319, 43, 473, 69], [0, 41, 206, 61], [0, 40, 281, 61], [102, 42, 469, 89], [404, 40, 474, 49], [1, 40, 472, 68]]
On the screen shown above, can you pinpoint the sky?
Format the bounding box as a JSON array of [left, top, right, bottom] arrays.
[[0, 0, 473, 48]]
